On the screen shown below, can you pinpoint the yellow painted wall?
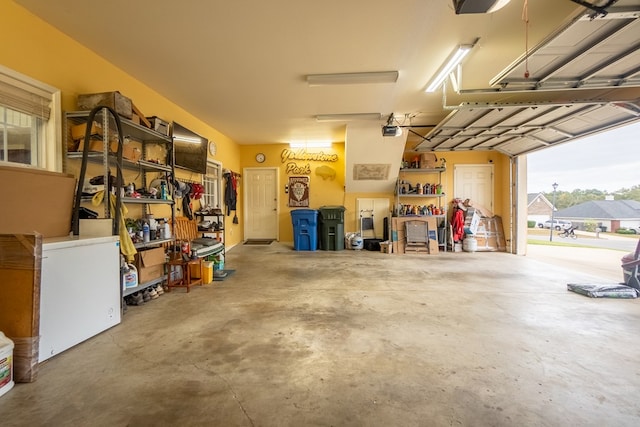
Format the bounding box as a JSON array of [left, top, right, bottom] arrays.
[[1, 0, 243, 247], [240, 143, 345, 242]]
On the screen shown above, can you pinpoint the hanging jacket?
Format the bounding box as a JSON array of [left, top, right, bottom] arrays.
[[451, 208, 465, 242], [225, 173, 237, 215]]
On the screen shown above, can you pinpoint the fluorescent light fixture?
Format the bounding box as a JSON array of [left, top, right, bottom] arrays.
[[316, 113, 382, 122], [173, 135, 203, 144], [425, 42, 477, 93], [307, 71, 398, 86], [488, 0, 511, 13], [289, 141, 332, 148]]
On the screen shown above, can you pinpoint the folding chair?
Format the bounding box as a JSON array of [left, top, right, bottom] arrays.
[[405, 220, 430, 253]]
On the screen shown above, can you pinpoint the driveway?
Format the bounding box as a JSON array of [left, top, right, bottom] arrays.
[[526, 231, 638, 283]]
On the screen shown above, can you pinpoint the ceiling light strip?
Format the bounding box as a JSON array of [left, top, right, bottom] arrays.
[[425, 41, 478, 93], [307, 71, 398, 86]]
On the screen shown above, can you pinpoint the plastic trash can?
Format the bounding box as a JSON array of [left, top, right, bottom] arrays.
[[318, 206, 346, 251], [291, 209, 318, 251]]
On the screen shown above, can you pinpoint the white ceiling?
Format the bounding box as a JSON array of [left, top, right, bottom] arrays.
[[15, 0, 640, 153]]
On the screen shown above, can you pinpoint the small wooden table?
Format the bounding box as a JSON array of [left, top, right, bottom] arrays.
[[166, 255, 203, 293]]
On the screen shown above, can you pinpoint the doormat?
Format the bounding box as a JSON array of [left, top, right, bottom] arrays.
[[214, 270, 235, 281], [244, 239, 274, 245]]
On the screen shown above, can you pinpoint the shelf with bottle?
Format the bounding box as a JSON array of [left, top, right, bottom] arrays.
[[397, 180, 444, 197], [397, 203, 446, 217]]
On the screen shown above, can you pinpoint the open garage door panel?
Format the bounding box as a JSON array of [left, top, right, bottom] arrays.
[[414, 99, 640, 156], [490, 4, 640, 91], [414, 2, 640, 157]]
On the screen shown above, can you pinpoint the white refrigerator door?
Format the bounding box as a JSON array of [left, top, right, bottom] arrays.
[[39, 236, 121, 362]]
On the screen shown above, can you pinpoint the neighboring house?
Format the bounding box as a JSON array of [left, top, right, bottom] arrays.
[[527, 193, 554, 227], [555, 199, 640, 232]]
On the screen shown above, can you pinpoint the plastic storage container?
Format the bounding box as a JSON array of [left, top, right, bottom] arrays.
[[318, 206, 346, 251], [0, 331, 15, 398], [291, 209, 318, 251], [202, 261, 214, 284]]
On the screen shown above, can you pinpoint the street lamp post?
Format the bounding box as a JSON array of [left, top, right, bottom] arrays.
[[549, 182, 558, 242]]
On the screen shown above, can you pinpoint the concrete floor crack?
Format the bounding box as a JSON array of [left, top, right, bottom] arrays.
[[193, 363, 255, 426]]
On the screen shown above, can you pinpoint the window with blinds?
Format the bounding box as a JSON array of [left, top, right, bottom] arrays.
[[0, 66, 59, 170], [202, 160, 222, 210]]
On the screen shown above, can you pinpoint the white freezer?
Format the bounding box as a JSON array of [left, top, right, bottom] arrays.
[[39, 235, 121, 362]]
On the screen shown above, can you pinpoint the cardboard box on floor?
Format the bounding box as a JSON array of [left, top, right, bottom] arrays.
[[0, 233, 41, 382], [391, 216, 439, 255]]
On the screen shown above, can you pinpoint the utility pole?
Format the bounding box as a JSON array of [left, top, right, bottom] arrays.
[[549, 182, 558, 242]]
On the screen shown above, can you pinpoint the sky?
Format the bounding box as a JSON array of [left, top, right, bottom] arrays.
[[527, 121, 640, 194]]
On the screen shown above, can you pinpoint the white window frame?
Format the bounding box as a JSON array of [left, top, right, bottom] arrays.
[[0, 64, 62, 172], [202, 160, 223, 210]]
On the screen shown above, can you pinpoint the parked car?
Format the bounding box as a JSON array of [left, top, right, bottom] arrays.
[[623, 226, 640, 234], [543, 219, 572, 230]]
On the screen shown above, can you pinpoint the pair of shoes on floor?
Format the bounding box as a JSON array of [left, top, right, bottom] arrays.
[[214, 270, 228, 278], [125, 292, 144, 306], [155, 284, 164, 296], [148, 287, 159, 300]]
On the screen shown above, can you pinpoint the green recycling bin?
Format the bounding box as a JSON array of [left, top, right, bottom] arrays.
[[318, 206, 346, 251]]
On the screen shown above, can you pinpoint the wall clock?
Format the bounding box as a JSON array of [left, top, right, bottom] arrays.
[[208, 140, 217, 156], [255, 152, 266, 163]]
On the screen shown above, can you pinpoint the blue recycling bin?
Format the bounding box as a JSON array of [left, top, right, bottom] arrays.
[[291, 209, 318, 251]]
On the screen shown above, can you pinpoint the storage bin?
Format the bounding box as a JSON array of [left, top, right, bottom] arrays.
[[202, 261, 214, 284], [291, 209, 318, 251], [318, 206, 346, 251]]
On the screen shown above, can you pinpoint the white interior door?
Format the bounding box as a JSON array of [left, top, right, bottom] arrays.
[[454, 164, 494, 211], [243, 168, 278, 240]]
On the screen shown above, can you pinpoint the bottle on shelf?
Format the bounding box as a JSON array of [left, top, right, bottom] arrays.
[[142, 222, 150, 243]]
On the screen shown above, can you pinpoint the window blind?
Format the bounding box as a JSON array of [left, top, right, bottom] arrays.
[[0, 79, 51, 120]]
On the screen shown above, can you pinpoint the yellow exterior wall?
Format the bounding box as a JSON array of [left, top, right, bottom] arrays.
[[1, 0, 243, 247]]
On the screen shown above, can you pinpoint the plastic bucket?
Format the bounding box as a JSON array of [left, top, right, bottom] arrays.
[[0, 331, 15, 398], [463, 237, 477, 252]]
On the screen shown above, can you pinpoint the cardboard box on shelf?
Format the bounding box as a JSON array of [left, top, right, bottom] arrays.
[[420, 153, 438, 169], [135, 247, 166, 283], [147, 116, 170, 136], [77, 137, 118, 154], [76, 138, 141, 162], [71, 121, 102, 140], [77, 91, 133, 119]]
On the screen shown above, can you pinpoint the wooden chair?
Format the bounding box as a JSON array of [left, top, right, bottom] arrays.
[[166, 217, 203, 293]]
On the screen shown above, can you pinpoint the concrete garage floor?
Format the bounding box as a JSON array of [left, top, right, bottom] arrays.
[[2, 243, 639, 426]]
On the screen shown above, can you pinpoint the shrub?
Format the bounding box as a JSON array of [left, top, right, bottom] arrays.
[[527, 220, 537, 228], [616, 228, 635, 235], [583, 220, 597, 232]]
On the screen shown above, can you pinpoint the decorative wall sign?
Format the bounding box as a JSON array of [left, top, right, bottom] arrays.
[[281, 148, 339, 175], [353, 164, 391, 180], [315, 165, 336, 180], [288, 176, 310, 207]]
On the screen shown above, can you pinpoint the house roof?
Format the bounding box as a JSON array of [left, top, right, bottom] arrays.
[[556, 200, 640, 220], [527, 193, 552, 208]]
